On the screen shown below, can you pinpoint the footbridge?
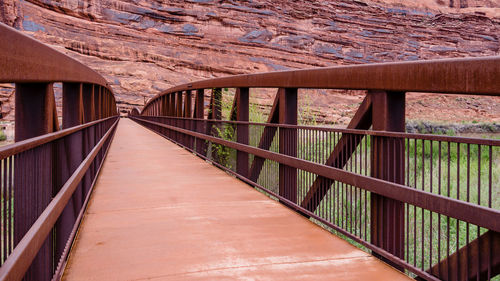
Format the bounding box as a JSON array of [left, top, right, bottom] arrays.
[[0, 23, 499, 281]]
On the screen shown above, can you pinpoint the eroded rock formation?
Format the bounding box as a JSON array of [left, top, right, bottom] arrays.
[[0, 0, 499, 125]]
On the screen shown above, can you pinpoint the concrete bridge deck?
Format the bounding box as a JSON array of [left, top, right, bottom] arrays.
[[62, 119, 410, 280]]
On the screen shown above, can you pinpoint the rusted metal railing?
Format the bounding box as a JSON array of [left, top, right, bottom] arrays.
[[0, 23, 119, 281], [131, 56, 500, 281]]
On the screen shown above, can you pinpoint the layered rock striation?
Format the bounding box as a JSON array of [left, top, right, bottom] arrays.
[[0, 0, 499, 124]]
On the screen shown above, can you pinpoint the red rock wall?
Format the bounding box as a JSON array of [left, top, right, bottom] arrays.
[[0, 0, 499, 121]]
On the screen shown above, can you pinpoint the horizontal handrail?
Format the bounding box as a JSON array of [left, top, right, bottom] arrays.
[[0, 23, 119, 281], [0, 22, 118, 142], [131, 115, 444, 281], [0, 116, 117, 159], [0, 23, 109, 88], [142, 115, 500, 146], [143, 56, 500, 112], [0, 117, 119, 281], [134, 54, 500, 281], [131, 116, 500, 232], [131, 106, 500, 281]]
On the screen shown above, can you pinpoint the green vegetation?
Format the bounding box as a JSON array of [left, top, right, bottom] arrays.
[[0, 158, 14, 264], [0, 130, 7, 142], [403, 136, 499, 271], [298, 94, 319, 125], [205, 90, 500, 278], [210, 88, 272, 168]]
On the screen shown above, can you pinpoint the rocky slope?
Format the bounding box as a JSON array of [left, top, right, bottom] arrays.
[[0, 0, 499, 126]]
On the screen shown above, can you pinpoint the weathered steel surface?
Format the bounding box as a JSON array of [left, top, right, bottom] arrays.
[[0, 118, 119, 281], [176, 91, 182, 117], [62, 119, 411, 281], [424, 231, 500, 281], [194, 89, 205, 155], [62, 83, 84, 129], [369, 90, 406, 269], [14, 83, 59, 141], [131, 117, 500, 234], [132, 115, 500, 281], [0, 117, 116, 159], [235, 88, 249, 177], [131, 54, 500, 281], [0, 23, 109, 87], [0, 23, 119, 281], [127, 116, 500, 147], [82, 84, 95, 123], [142, 56, 500, 114], [248, 91, 280, 182], [300, 94, 373, 212], [278, 88, 297, 202]]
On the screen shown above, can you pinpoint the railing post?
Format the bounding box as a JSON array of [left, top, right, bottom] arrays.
[[82, 83, 94, 123], [194, 89, 205, 155], [161, 96, 167, 116], [169, 93, 175, 117], [82, 84, 96, 196], [95, 85, 101, 120], [103, 89, 108, 118], [58, 82, 86, 279], [176, 91, 183, 143], [102, 89, 107, 118], [236, 87, 249, 178], [14, 82, 58, 281], [369, 90, 405, 269], [168, 93, 173, 139], [184, 90, 192, 118], [184, 90, 193, 148], [278, 88, 297, 203], [62, 83, 83, 129], [15, 83, 58, 141], [176, 91, 183, 117], [102, 87, 106, 118]]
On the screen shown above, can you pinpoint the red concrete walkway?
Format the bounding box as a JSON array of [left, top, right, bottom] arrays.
[[62, 119, 410, 280]]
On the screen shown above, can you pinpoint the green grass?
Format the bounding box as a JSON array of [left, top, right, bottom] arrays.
[[206, 91, 500, 279], [1, 158, 14, 264]]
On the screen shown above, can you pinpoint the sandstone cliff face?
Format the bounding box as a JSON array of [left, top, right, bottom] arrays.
[[0, 0, 499, 124]]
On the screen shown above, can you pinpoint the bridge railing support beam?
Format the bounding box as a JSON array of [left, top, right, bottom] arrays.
[[194, 89, 205, 155], [14, 82, 58, 280], [62, 83, 83, 129], [175, 91, 183, 142], [15, 83, 58, 141], [369, 90, 406, 270], [169, 93, 175, 117], [82, 84, 95, 123], [236, 88, 249, 178], [278, 88, 297, 203], [184, 90, 193, 148]]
